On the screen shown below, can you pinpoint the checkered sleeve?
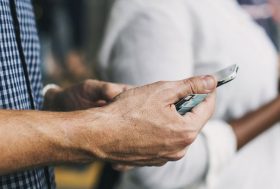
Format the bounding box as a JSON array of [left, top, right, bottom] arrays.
[[0, 0, 55, 188]]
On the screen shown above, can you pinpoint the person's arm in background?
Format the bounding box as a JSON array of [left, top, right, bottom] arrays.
[[230, 95, 280, 149], [98, 1, 280, 188], [0, 77, 216, 175]]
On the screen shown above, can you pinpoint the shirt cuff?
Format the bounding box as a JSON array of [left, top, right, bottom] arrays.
[[201, 120, 237, 188], [41, 84, 60, 97]]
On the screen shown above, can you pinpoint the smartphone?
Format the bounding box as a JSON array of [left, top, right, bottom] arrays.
[[175, 64, 239, 115]]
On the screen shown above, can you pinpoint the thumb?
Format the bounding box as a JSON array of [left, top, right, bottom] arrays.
[[168, 75, 217, 103]]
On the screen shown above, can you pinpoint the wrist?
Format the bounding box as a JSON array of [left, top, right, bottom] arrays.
[[35, 111, 94, 164], [54, 107, 112, 163]]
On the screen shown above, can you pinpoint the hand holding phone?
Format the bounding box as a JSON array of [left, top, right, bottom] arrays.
[[176, 64, 239, 115]]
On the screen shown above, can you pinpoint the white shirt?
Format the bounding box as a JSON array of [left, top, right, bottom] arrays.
[[98, 0, 280, 188]]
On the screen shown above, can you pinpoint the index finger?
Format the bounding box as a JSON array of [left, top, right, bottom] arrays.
[[101, 82, 133, 101]]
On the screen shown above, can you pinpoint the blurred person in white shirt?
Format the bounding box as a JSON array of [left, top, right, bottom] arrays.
[[98, 0, 280, 189]]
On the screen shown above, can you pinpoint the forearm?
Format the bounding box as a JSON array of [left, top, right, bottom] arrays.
[[0, 109, 103, 175], [230, 95, 280, 149]]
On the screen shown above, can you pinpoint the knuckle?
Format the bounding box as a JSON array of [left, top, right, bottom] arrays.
[[83, 79, 91, 89], [103, 83, 111, 91], [169, 151, 186, 161], [169, 122, 198, 147], [83, 79, 99, 91], [103, 83, 119, 96], [180, 130, 197, 146], [182, 78, 198, 94], [84, 79, 95, 86]]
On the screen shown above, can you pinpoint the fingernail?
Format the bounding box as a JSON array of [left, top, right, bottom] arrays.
[[202, 75, 216, 91]]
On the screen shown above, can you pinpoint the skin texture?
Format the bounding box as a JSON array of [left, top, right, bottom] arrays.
[[1, 76, 216, 175]]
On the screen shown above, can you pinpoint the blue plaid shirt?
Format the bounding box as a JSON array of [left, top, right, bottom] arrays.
[[0, 0, 55, 188]]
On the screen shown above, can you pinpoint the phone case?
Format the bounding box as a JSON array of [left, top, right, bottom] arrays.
[[176, 94, 208, 115]]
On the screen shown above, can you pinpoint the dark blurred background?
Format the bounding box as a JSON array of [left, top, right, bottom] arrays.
[[33, 0, 114, 86]]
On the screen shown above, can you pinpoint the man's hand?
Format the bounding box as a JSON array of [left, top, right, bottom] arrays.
[[71, 75, 217, 166], [0, 76, 216, 174], [43, 80, 130, 111]]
